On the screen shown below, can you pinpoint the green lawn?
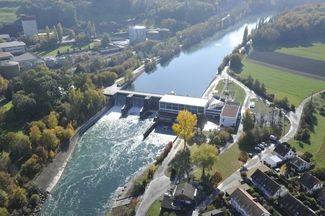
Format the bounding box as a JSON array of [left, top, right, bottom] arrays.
[[35, 42, 98, 57], [214, 80, 246, 104], [0, 8, 17, 25], [0, 101, 12, 112], [239, 60, 325, 106], [276, 42, 325, 62], [146, 200, 161, 216], [289, 96, 325, 168], [193, 143, 241, 180]]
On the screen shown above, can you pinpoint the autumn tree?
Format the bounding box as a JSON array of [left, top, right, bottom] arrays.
[[57, 23, 63, 42], [41, 129, 59, 151], [191, 144, 218, 178], [29, 125, 42, 148], [47, 112, 59, 129], [172, 110, 197, 150]]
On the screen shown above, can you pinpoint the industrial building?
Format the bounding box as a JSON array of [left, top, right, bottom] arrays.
[[219, 101, 241, 127], [128, 25, 146, 44], [0, 41, 26, 55], [0, 52, 20, 79], [21, 15, 38, 37]]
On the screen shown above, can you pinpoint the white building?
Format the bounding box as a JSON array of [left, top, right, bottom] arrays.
[[219, 101, 241, 127], [0, 41, 26, 55], [129, 25, 146, 44], [22, 15, 38, 37]]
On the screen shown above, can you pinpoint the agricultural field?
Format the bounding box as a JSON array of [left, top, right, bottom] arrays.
[[239, 60, 325, 106], [249, 50, 325, 80], [276, 42, 325, 62], [289, 95, 325, 169]]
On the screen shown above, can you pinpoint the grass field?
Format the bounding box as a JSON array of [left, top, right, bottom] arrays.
[[214, 80, 246, 104], [35, 42, 98, 57], [276, 42, 325, 62], [192, 143, 241, 180], [289, 96, 325, 168], [0, 0, 21, 25], [146, 200, 161, 216], [239, 60, 325, 106]]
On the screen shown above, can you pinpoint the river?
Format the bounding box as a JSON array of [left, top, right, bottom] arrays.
[[41, 17, 262, 216]]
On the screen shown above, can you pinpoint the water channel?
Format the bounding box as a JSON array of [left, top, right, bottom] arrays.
[[41, 16, 262, 216]]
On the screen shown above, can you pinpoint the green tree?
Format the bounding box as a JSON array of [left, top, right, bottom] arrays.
[[30, 194, 40, 208], [45, 26, 50, 42], [191, 144, 218, 178], [242, 25, 249, 45], [0, 208, 8, 216], [0, 76, 8, 95], [9, 187, 27, 210], [229, 53, 243, 72], [29, 125, 42, 148], [172, 110, 197, 150], [57, 23, 63, 42], [47, 112, 59, 129], [101, 33, 111, 47], [242, 109, 255, 131], [41, 129, 59, 151], [0, 190, 8, 208], [169, 150, 191, 178], [21, 154, 41, 179]]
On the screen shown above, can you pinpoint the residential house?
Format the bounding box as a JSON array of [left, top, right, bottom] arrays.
[[274, 143, 295, 161], [251, 169, 287, 200], [289, 156, 311, 172], [279, 193, 316, 216], [201, 209, 225, 216], [173, 182, 197, 205], [231, 188, 270, 216], [219, 101, 241, 127], [316, 188, 325, 208], [299, 173, 323, 193], [161, 182, 197, 213]]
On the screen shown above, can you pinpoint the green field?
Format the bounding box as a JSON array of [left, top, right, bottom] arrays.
[[146, 200, 161, 216], [276, 42, 325, 62], [289, 96, 325, 168], [239, 60, 325, 106], [35, 42, 98, 57], [193, 143, 241, 180], [0, 8, 16, 25], [214, 80, 246, 104]]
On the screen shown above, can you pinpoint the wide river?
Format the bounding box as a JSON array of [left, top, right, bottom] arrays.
[[41, 17, 262, 215]]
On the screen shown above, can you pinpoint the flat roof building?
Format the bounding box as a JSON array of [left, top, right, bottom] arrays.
[[219, 101, 241, 127], [21, 15, 38, 37], [0, 41, 26, 55]]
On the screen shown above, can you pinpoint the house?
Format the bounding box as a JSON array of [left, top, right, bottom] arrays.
[[161, 182, 197, 213], [201, 209, 224, 216], [219, 101, 241, 127], [231, 188, 270, 216], [274, 143, 295, 161], [316, 188, 325, 208], [173, 182, 197, 205], [13, 52, 45, 70], [263, 155, 282, 168], [279, 193, 316, 216], [289, 156, 310, 172], [299, 173, 323, 193], [0, 41, 26, 55], [251, 169, 286, 200]]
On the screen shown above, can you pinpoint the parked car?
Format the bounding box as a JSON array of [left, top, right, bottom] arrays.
[[248, 153, 253, 158], [261, 142, 268, 147], [254, 146, 261, 151], [258, 144, 265, 150]]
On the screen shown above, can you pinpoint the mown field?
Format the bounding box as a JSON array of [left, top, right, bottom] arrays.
[[239, 60, 325, 106], [35, 42, 98, 57], [289, 96, 325, 168], [276, 42, 325, 62], [249, 50, 325, 79]]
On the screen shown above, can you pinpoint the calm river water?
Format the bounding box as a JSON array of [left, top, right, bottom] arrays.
[[41, 17, 262, 216]]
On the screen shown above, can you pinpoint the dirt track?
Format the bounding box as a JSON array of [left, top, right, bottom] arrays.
[[249, 50, 325, 79]]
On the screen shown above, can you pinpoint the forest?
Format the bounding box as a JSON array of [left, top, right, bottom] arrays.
[[252, 3, 325, 48]]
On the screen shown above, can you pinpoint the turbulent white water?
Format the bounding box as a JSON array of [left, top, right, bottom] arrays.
[[41, 106, 175, 215]]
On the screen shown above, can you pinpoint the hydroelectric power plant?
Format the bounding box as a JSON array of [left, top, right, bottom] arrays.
[[41, 20, 258, 216]]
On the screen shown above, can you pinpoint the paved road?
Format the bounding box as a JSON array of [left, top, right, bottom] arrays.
[[135, 139, 181, 216]]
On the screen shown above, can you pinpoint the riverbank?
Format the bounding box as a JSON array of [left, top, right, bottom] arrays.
[[34, 103, 113, 192]]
